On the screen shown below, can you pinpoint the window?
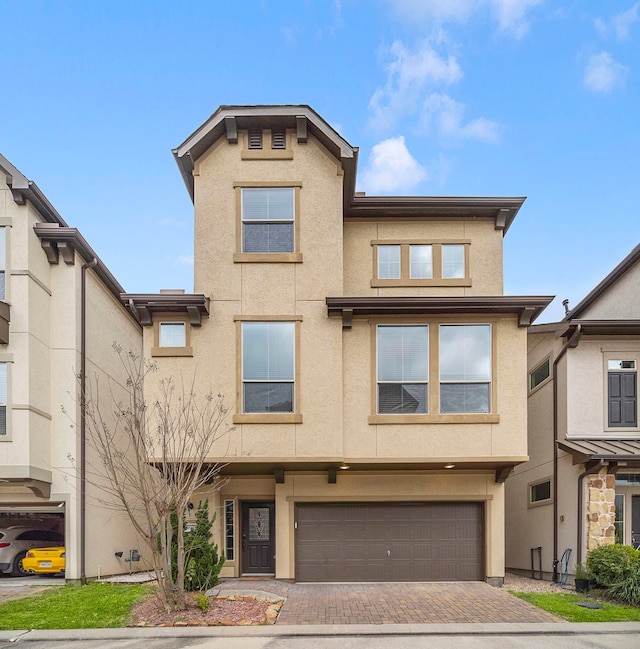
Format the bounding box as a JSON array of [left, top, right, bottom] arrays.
[[607, 359, 637, 428], [614, 494, 624, 544], [529, 358, 550, 391], [372, 241, 469, 286], [377, 325, 428, 414], [159, 322, 186, 348], [529, 479, 552, 505], [241, 187, 294, 254], [410, 245, 433, 279], [439, 324, 491, 413], [0, 227, 5, 300], [242, 321, 295, 413], [225, 500, 235, 561], [442, 244, 465, 278], [377, 245, 401, 279], [0, 363, 6, 436]]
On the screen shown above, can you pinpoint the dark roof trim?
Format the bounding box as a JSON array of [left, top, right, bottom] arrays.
[[531, 320, 640, 338], [172, 106, 523, 235], [121, 293, 210, 326], [564, 243, 640, 320], [34, 223, 125, 300], [345, 196, 525, 234], [1, 154, 68, 226], [558, 439, 640, 466], [326, 295, 553, 329]]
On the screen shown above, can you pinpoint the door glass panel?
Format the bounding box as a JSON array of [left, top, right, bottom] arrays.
[[614, 494, 624, 544], [249, 507, 270, 541]]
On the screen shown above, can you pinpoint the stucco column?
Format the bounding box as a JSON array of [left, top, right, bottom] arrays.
[[275, 475, 293, 579]]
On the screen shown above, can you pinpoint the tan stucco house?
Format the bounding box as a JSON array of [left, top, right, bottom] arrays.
[[124, 105, 552, 584], [506, 244, 640, 579], [0, 155, 143, 581]]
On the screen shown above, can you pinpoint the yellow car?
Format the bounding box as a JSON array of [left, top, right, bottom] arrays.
[[22, 547, 65, 576]]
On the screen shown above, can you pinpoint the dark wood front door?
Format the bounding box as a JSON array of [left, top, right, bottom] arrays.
[[242, 502, 275, 574]]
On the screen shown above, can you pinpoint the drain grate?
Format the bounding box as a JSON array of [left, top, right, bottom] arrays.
[[575, 601, 602, 609]]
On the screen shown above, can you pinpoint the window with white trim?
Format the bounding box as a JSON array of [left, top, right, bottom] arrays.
[[376, 325, 428, 414], [159, 322, 186, 348], [242, 321, 295, 413], [0, 363, 6, 436], [439, 324, 491, 413], [607, 359, 637, 428], [529, 358, 550, 391], [242, 188, 294, 253]]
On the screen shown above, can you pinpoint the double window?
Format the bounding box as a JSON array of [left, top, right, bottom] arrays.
[[607, 359, 637, 428], [242, 321, 295, 414], [375, 323, 492, 417], [372, 241, 470, 286]]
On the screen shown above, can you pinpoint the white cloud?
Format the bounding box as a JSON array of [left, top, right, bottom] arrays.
[[596, 3, 640, 41], [420, 93, 501, 143], [358, 136, 428, 194], [173, 254, 194, 267], [369, 40, 462, 131], [385, 0, 542, 38], [584, 52, 628, 93]]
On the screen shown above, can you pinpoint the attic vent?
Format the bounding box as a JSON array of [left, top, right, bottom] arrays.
[[271, 129, 286, 150], [248, 129, 263, 149]]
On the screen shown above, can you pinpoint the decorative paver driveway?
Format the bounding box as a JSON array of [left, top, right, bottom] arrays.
[[217, 580, 560, 625]]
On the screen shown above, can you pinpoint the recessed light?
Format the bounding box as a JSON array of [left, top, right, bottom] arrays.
[[339, 463, 350, 470], [444, 464, 455, 469]]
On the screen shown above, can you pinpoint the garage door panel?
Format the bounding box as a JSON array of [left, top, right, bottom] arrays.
[[295, 502, 484, 582]]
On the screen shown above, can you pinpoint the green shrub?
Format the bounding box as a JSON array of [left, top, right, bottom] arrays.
[[607, 573, 640, 606], [195, 593, 210, 612], [587, 544, 640, 588]]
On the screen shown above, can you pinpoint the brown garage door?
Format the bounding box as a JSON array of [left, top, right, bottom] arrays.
[[295, 502, 484, 582]]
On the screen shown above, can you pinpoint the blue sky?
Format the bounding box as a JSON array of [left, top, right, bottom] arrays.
[[1, 1, 638, 322]]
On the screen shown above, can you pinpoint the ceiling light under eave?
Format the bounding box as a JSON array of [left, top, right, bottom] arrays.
[[444, 464, 455, 469], [339, 463, 350, 470]]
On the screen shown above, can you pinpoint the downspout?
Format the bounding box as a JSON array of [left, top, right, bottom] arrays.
[[80, 257, 97, 583], [552, 323, 582, 580]]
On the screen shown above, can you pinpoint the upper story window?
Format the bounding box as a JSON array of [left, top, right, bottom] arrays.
[[0, 227, 6, 300], [439, 324, 491, 414], [371, 321, 496, 423], [159, 322, 186, 347], [242, 188, 294, 253], [151, 319, 192, 357], [529, 479, 552, 506], [607, 359, 637, 428], [234, 183, 302, 263], [376, 325, 428, 414], [529, 358, 550, 391], [242, 321, 295, 414], [371, 241, 470, 287], [0, 362, 7, 436]]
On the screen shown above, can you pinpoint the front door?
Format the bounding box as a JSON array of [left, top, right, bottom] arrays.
[[241, 502, 275, 575]]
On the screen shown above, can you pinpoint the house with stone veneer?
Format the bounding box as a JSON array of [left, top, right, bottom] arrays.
[[123, 105, 553, 585], [0, 154, 143, 581], [505, 244, 640, 578]]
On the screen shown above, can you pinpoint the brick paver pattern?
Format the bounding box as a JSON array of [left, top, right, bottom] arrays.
[[218, 579, 560, 625]]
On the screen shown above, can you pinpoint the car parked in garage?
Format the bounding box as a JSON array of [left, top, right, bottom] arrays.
[[0, 527, 65, 576], [22, 546, 65, 576]]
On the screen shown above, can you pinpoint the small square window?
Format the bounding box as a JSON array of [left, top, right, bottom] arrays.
[[159, 322, 186, 347]]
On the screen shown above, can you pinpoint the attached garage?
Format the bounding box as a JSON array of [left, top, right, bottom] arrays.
[[295, 502, 484, 582]]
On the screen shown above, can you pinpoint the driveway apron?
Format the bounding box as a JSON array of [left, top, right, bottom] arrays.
[[217, 580, 560, 625]]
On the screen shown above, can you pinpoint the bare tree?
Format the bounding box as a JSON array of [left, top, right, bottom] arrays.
[[78, 343, 232, 611]]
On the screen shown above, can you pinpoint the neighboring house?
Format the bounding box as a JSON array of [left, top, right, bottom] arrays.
[[0, 155, 143, 581], [506, 244, 640, 578], [124, 105, 552, 584]]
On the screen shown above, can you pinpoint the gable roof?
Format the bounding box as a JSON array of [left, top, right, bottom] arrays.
[[564, 243, 640, 320], [173, 105, 525, 234]]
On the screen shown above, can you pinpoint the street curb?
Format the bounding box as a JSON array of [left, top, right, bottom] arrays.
[[2, 622, 640, 641]]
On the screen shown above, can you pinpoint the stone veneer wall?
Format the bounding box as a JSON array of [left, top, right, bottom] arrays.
[[586, 468, 616, 551]]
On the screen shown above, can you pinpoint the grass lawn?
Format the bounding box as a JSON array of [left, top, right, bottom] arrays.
[[0, 582, 153, 630], [512, 591, 640, 622]]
